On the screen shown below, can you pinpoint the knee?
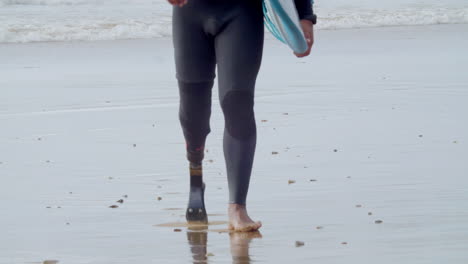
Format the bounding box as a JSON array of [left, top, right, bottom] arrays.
[[178, 80, 214, 100], [178, 80, 213, 119], [220, 90, 256, 140]]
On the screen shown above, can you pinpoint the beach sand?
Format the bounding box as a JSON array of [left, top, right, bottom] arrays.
[[1, 24, 468, 263]]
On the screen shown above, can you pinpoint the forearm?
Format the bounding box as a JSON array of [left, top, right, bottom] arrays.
[[294, 0, 314, 20]]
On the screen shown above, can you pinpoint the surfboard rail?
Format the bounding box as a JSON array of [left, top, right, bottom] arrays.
[[263, 0, 313, 54]]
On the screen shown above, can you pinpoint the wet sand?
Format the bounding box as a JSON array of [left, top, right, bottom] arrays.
[[1, 25, 468, 263], [156, 221, 227, 228]]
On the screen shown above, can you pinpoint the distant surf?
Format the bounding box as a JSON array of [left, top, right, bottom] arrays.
[[1, 0, 467, 43]]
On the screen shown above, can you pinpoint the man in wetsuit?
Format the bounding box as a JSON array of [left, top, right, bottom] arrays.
[[168, 0, 316, 232]]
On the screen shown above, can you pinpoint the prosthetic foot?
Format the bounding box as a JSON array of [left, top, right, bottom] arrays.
[[186, 164, 208, 224]]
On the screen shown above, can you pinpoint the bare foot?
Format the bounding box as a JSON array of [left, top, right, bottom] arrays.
[[228, 204, 262, 232]]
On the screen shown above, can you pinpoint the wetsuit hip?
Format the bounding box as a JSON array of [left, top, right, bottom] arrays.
[[172, 0, 264, 205]]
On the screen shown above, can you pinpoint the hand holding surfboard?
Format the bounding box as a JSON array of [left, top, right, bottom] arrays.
[[263, 0, 314, 56], [294, 19, 314, 58]]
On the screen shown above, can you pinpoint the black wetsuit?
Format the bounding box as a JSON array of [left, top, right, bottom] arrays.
[[172, 0, 313, 205]]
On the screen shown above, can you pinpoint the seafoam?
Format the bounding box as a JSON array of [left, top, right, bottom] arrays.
[[0, 0, 467, 43]]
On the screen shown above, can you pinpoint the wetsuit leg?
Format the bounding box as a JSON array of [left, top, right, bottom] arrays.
[[173, 0, 264, 206], [173, 3, 218, 223], [172, 4, 216, 164], [215, 0, 265, 205]]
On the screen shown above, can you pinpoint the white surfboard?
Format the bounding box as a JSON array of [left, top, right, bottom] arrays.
[[263, 0, 309, 54]]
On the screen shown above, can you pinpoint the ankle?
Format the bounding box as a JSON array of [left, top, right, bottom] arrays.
[[229, 203, 246, 211], [189, 162, 203, 187]]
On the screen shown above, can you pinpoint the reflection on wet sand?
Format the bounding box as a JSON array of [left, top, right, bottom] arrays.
[[186, 226, 262, 264], [229, 231, 262, 264], [187, 226, 208, 264]]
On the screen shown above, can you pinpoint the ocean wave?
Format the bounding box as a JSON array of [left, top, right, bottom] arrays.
[[1, 6, 467, 43], [319, 7, 468, 29], [0, 18, 172, 43], [0, 0, 97, 6], [0, 0, 151, 6]]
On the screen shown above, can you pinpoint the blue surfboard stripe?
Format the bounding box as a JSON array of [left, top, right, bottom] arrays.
[[270, 0, 308, 53], [263, 2, 286, 43], [263, 0, 312, 54]]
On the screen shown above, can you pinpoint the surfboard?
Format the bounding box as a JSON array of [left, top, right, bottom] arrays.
[[263, 0, 308, 54]]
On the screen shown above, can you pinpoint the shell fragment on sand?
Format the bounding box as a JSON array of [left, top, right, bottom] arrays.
[[295, 241, 305, 247]]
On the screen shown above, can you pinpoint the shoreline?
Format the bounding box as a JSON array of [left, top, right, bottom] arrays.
[[0, 23, 466, 46]]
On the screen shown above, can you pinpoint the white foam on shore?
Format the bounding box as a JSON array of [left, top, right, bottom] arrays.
[[0, 17, 173, 43], [1, 0, 468, 43], [319, 7, 468, 29]]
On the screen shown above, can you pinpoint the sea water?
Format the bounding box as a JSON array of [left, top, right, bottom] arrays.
[[0, 0, 467, 43]]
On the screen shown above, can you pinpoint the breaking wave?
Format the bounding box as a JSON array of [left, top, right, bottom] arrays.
[[1, 0, 467, 43]]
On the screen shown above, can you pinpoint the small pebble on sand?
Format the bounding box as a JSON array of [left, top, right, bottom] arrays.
[[116, 199, 124, 203], [46, 160, 50, 163], [341, 242, 348, 245], [283, 112, 288, 115], [453, 140, 458, 144], [208, 159, 214, 163], [123, 195, 128, 198], [46, 206, 51, 208], [66, 222, 70, 225], [347, 176, 351, 179], [43, 260, 59, 264], [173, 229, 182, 232], [356, 204, 362, 208], [57, 206, 61, 209], [133, 144, 137, 147], [295, 241, 305, 247], [316, 226, 323, 230], [109, 205, 118, 208], [310, 179, 316, 182], [272, 151, 279, 155], [333, 149, 338, 152], [288, 180, 296, 184], [261, 119, 268, 122], [157, 197, 162, 201], [368, 212, 372, 215], [419, 134, 423, 138], [38, 137, 42, 141], [108, 177, 113, 180], [375, 220, 383, 224]]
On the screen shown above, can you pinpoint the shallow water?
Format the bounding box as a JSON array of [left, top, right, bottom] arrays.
[[1, 25, 468, 263]]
